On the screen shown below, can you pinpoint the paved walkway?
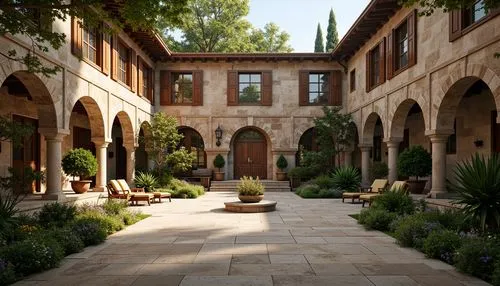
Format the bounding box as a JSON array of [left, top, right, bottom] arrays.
[[17, 192, 489, 286]]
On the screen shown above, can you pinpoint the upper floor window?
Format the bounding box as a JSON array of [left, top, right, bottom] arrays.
[[465, 0, 487, 26], [142, 69, 149, 98], [72, 17, 109, 74], [299, 70, 342, 106], [370, 46, 381, 87], [238, 73, 262, 104], [117, 42, 129, 84], [350, 69, 356, 92], [395, 20, 408, 70], [450, 0, 498, 41], [83, 26, 98, 65], [172, 73, 193, 104], [137, 58, 153, 101], [366, 39, 385, 91], [387, 10, 416, 79], [159, 70, 203, 106]]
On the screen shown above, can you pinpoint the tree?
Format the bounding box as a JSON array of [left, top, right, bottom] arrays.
[[399, 0, 499, 16], [314, 23, 324, 52], [325, 8, 339, 52], [0, 0, 189, 77], [249, 23, 293, 52]]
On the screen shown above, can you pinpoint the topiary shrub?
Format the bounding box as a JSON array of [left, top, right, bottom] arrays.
[[358, 208, 397, 231], [213, 154, 225, 171], [61, 148, 98, 179], [422, 229, 462, 264], [454, 237, 500, 282], [37, 202, 76, 228], [134, 171, 159, 192], [237, 176, 265, 196], [393, 215, 443, 249], [370, 161, 388, 181], [276, 155, 288, 171], [71, 217, 108, 246], [331, 166, 361, 192], [371, 191, 415, 215], [397, 145, 432, 181]]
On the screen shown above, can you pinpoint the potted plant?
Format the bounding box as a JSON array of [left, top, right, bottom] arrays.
[[397, 145, 432, 194], [213, 154, 225, 181], [61, 148, 98, 194], [276, 154, 288, 181], [237, 176, 265, 203]]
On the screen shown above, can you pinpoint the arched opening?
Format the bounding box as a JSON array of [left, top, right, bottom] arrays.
[[109, 112, 134, 181], [136, 121, 153, 172], [350, 123, 361, 168], [231, 127, 268, 179], [178, 126, 206, 169], [363, 113, 385, 163], [295, 127, 319, 167]]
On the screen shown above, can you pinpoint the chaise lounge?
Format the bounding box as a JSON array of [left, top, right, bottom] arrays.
[[108, 179, 154, 206], [342, 179, 388, 203], [360, 180, 409, 207]]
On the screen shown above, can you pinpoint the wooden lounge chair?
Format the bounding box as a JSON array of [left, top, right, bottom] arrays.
[[342, 179, 388, 203], [360, 180, 409, 207], [107, 180, 130, 200], [114, 179, 154, 206]]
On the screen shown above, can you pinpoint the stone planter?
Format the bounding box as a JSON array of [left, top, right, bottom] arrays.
[[406, 180, 427, 194], [276, 171, 287, 181], [214, 171, 225, 181], [238, 194, 264, 203], [70, 180, 92, 194]]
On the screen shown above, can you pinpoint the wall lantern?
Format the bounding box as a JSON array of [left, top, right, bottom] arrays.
[[215, 125, 223, 147], [474, 139, 484, 148]]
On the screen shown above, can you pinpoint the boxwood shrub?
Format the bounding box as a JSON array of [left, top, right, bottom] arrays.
[[359, 208, 397, 231]]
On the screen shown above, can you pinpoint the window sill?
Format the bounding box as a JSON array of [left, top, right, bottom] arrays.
[[115, 79, 131, 90], [366, 81, 384, 92], [392, 63, 414, 79], [82, 57, 102, 73]]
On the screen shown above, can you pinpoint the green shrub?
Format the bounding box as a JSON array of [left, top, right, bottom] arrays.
[[493, 261, 500, 286], [455, 237, 500, 282], [237, 176, 264, 196], [331, 166, 361, 192], [393, 215, 443, 249], [370, 161, 388, 181], [288, 166, 319, 179], [77, 210, 125, 234], [213, 154, 225, 170], [313, 175, 336, 189], [0, 260, 17, 285], [36, 227, 84, 256], [134, 171, 159, 192], [359, 208, 397, 231], [449, 153, 500, 232], [372, 191, 415, 215], [318, 188, 343, 198], [164, 179, 205, 198], [119, 209, 140, 225], [71, 217, 108, 246], [276, 154, 288, 171], [397, 145, 432, 180], [422, 229, 461, 264], [37, 202, 76, 228], [102, 199, 128, 216], [295, 184, 321, 198], [61, 148, 98, 179], [1, 236, 64, 276]]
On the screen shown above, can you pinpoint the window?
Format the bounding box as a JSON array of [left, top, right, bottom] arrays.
[[366, 39, 385, 91], [172, 73, 193, 104], [370, 47, 380, 87], [298, 70, 342, 106], [138, 58, 152, 101], [72, 18, 109, 74], [117, 42, 128, 84], [82, 26, 98, 65], [350, 69, 356, 92], [238, 73, 261, 103], [308, 73, 329, 104], [450, 0, 498, 41], [465, 0, 487, 26], [387, 10, 416, 79], [142, 69, 149, 98], [395, 20, 408, 71]]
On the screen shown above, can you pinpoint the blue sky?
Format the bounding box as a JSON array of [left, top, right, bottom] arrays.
[[247, 0, 370, 52]]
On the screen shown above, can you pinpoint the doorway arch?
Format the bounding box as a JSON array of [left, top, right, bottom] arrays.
[[232, 128, 268, 179]]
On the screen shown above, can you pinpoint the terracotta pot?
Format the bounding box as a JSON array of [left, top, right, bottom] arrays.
[[214, 172, 225, 181], [70, 180, 92, 194], [238, 194, 264, 203], [276, 171, 288, 181], [406, 180, 427, 194]]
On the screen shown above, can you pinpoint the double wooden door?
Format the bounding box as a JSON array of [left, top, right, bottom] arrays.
[[234, 130, 267, 179]]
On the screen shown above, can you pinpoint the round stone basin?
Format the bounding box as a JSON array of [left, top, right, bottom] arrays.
[[224, 200, 277, 213]]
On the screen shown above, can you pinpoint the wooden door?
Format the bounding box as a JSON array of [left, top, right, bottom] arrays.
[[12, 115, 40, 193], [234, 130, 267, 179]]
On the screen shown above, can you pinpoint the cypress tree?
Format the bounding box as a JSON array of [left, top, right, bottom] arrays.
[[326, 8, 339, 52], [314, 23, 324, 53]]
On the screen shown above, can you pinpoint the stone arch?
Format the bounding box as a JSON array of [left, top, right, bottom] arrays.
[[1, 71, 58, 129], [138, 121, 153, 150], [292, 122, 316, 149], [389, 99, 427, 139], [362, 112, 384, 145], [177, 122, 209, 149], [67, 96, 106, 139], [178, 126, 207, 168], [221, 123, 277, 149], [113, 111, 135, 147]]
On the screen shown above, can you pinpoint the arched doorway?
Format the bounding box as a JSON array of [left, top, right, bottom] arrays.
[[178, 127, 206, 169], [295, 127, 319, 167], [109, 111, 134, 181], [233, 128, 267, 179]]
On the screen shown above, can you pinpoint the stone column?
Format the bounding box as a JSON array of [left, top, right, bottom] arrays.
[[124, 145, 137, 184], [385, 138, 402, 184], [39, 129, 69, 201], [343, 147, 354, 167], [92, 138, 110, 192], [359, 144, 372, 186], [428, 133, 450, 198]]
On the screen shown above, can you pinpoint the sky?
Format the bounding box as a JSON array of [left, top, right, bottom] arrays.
[[246, 0, 370, 52]]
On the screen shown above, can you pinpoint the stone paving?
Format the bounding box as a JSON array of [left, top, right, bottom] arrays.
[[17, 192, 489, 286]]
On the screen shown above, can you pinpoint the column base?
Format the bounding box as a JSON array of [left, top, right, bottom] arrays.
[[41, 193, 66, 201], [429, 190, 451, 199]]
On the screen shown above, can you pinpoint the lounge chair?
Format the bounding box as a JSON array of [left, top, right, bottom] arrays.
[[107, 180, 130, 200], [360, 180, 409, 207], [117, 179, 171, 203], [342, 179, 388, 203], [113, 179, 154, 206]]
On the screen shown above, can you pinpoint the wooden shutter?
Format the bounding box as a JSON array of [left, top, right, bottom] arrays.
[[193, 71, 203, 106], [111, 34, 118, 81], [386, 31, 394, 80], [160, 71, 171, 105], [407, 10, 417, 67], [449, 10, 462, 41], [261, 71, 272, 106], [227, 70, 238, 106], [137, 58, 144, 97], [71, 17, 82, 57], [130, 49, 137, 91], [330, 70, 342, 106], [102, 27, 110, 75], [365, 53, 370, 92], [298, 71, 309, 106], [148, 69, 155, 103], [379, 38, 386, 84]]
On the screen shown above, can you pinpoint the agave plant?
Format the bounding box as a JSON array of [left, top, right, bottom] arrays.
[[134, 171, 159, 192], [449, 153, 500, 232], [331, 166, 361, 192]]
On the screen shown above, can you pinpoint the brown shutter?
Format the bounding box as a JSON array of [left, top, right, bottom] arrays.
[[386, 31, 394, 80], [227, 70, 238, 106], [365, 53, 370, 92], [160, 71, 171, 105], [149, 69, 155, 103], [407, 10, 417, 67], [449, 10, 462, 41], [299, 71, 309, 106], [261, 71, 272, 106], [379, 38, 386, 84], [330, 70, 342, 106], [71, 17, 82, 57], [193, 70, 203, 106], [102, 28, 110, 75], [137, 58, 144, 97], [130, 49, 137, 91], [111, 35, 118, 81]]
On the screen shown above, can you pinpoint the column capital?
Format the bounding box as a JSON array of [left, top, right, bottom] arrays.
[[91, 137, 112, 147], [39, 128, 70, 141], [425, 129, 454, 137], [383, 137, 403, 146], [124, 144, 137, 151], [358, 144, 372, 152]]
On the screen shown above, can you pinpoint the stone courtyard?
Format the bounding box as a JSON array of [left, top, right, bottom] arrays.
[[17, 192, 488, 286]]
